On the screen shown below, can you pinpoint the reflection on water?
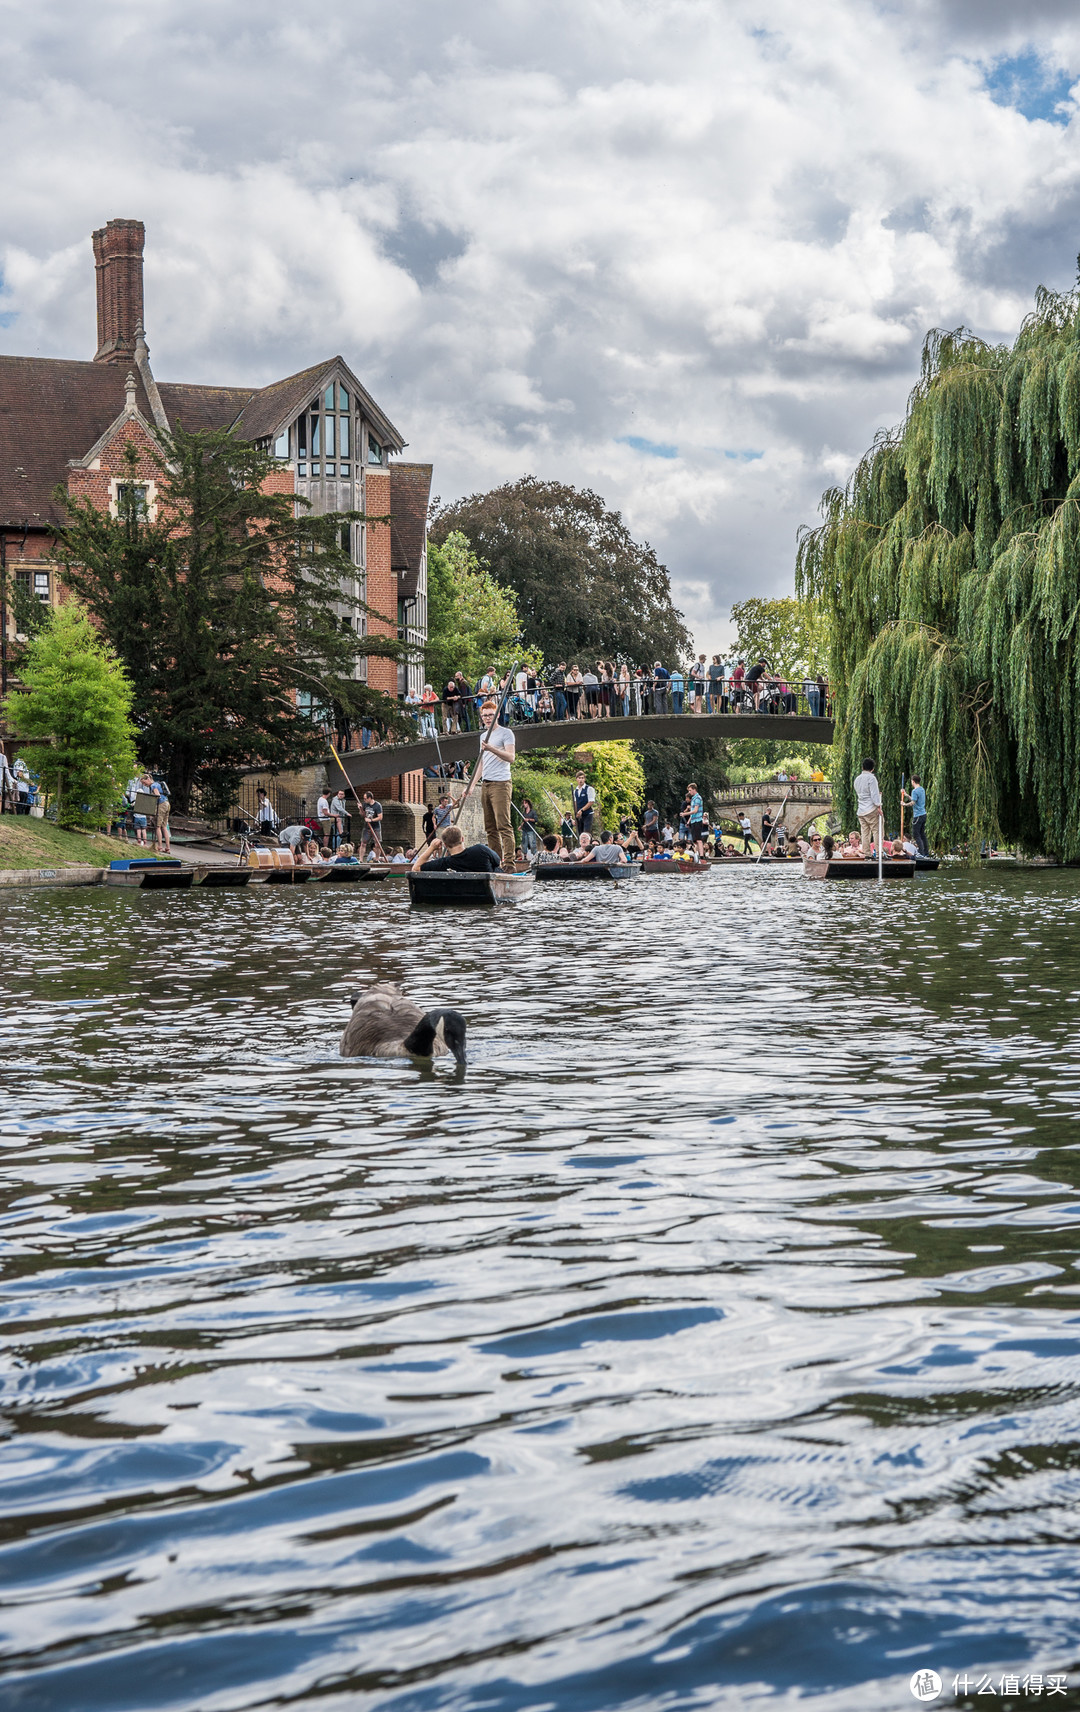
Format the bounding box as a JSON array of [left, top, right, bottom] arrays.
[[2, 869, 1080, 1709]]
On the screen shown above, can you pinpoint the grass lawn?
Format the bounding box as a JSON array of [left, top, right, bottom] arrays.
[[0, 817, 141, 871]]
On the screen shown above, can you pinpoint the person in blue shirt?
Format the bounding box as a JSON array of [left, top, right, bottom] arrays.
[[652, 662, 670, 715], [669, 666, 684, 714], [903, 775, 929, 855], [685, 783, 704, 854]]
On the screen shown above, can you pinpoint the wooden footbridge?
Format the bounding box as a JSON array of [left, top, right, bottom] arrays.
[[333, 711, 834, 792]]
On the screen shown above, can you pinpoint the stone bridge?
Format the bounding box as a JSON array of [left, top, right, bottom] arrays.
[[332, 711, 835, 792], [712, 780, 835, 844]]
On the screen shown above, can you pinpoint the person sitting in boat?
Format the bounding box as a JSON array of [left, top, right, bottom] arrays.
[[334, 842, 359, 865], [624, 828, 644, 858], [412, 825, 502, 872], [582, 830, 626, 866], [296, 837, 321, 867], [839, 832, 864, 860], [390, 848, 409, 864], [651, 845, 673, 861], [537, 835, 567, 864], [570, 833, 595, 862]]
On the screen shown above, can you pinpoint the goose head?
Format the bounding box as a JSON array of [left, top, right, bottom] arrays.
[[403, 1008, 468, 1066]]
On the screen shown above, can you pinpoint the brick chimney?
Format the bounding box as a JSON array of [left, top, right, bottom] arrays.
[[92, 219, 145, 364]]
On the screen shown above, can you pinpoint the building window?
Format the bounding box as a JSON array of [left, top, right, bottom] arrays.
[[15, 570, 50, 602], [324, 416, 335, 458], [116, 483, 148, 517], [274, 428, 289, 458], [339, 417, 350, 459], [368, 436, 383, 465], [324, 383, 335, 411]]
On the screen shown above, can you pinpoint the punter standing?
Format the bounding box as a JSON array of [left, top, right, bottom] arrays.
[[854, 756, 882, 856], [478, 697, 516, 869]]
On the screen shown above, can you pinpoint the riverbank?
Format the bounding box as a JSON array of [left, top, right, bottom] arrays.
[[0, 818, 134, 874]]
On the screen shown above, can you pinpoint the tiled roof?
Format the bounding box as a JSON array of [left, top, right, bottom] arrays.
[[390, 462, 432, 600], [0, 356, 153, 527], [1, 351, 408, 531], [156, 381, 254, 434]]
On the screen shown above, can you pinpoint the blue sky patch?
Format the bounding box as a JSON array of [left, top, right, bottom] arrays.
[[985, 51, 1074, 124], [723, 448, 764, 462], [617, 435, 678, 459]]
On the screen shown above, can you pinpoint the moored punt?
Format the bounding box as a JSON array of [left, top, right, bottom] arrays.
[[408, 870, 536, 907], [535, 860, 641, 882], [103, 858, 194, 890], [641, 858, 710, 873], [310, 863, 388, 883], [194, 866, 252, 888], [914, 856, 941, 872]]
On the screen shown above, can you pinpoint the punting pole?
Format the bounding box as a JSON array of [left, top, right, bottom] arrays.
[[329, 740, 388, 861], [899, 774, 905, 846], [878, 810, 884, 882], [413, 661, 520, 863], [755, 792, 790, 864]]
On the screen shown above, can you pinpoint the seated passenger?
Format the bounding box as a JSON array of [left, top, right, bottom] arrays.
[[334, 842, 358, 864], [412, 824, 501, 872], [537, 834, 565, 864], [582, 830, 626, 865]]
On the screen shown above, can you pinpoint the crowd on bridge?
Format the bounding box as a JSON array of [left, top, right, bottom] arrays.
[[410, 659, 831, 736], [326, 658, 832, 754]]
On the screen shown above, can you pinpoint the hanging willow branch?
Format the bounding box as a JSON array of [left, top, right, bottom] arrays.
[[797, 289, 1080, 856]]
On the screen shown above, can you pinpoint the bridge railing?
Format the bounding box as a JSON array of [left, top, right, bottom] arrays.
[[713, 781, 833, 804], [373, 675, 833, 749]]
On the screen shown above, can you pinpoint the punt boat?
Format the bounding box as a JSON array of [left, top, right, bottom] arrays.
[[535, 860, 641, 882], [407, 870, 536, 906], [814, 858, 916, 880], [641, 857, 710, 873], [103, 858, 194, 890], [193, 866, 252, 888]]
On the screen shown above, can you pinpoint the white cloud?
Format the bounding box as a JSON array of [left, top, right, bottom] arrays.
[[3, 0, 1080, 649]]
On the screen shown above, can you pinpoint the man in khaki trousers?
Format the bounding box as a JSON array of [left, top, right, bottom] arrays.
[[853, 756, 882, 856], [478, 697, 516, 869]]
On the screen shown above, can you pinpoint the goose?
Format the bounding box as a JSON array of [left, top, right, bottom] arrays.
[[340, 982, 467, 1065]]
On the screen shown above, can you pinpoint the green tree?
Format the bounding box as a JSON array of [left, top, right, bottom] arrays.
[[573, 739, 645, 826], [424, 531, 533, 690], [797, 294, 1080, 853], [56, 429, 403, 813], [431, 477, 691, 667], [633, 736, 731, 820], [4, 603, 137, 827], [730, 596, 829, 677]]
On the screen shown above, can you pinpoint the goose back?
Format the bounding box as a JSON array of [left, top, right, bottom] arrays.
[[340, 983, 445, 1059]]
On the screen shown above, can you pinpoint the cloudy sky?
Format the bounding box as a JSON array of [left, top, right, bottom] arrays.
[[4, 0, 1080, 649]]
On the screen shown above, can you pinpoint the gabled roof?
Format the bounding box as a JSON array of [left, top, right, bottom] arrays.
[[0, 356, 155, 526], [390, 463, 432, 600], [233, 356, 406, 454], [1, 350, 407, 531]]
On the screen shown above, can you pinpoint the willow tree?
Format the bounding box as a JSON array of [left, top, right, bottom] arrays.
[[798, 287, 1080, 856]]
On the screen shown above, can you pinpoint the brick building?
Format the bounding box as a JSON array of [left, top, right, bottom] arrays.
[[0, 217, 430, 807]]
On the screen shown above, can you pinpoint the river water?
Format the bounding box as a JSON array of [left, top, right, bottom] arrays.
[[2, 866, 1080, 1711]]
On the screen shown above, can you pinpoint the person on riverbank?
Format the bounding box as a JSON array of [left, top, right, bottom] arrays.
[[478, 697, 515, 869], [903, 775, 929, 855], [686, 783, 705, 854], [412, 823, 501, 872], [642, 800, 659, 843], [854, 757, 882, 855], [519, 798, 539, 853], [573, 773, 596, 835], [328, 789, 348, 848], [738, 812, 754, 853]]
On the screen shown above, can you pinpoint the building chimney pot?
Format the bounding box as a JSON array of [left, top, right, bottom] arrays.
[[92, 219, 145, 364]]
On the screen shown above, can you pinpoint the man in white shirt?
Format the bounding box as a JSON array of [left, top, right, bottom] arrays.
[[853, 757, 882, 855], [478, 696, 515, 869]]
